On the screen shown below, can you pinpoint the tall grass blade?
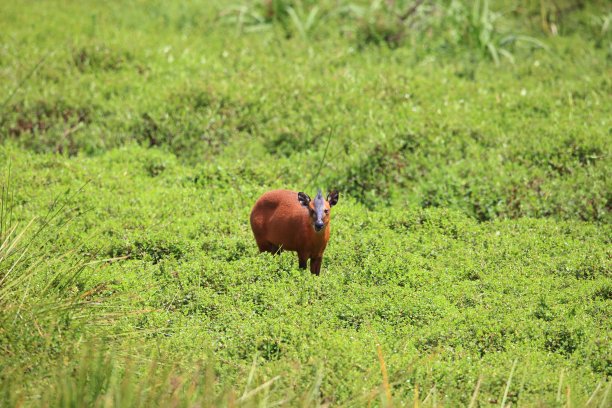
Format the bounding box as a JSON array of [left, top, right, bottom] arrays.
[[287, 7, 306, 39], [557, 369, 565, 402], [303, 367, 324, 407], [500, 359, 517, 408], [421, 385, 435, 405], [469, 376, 483, 408], [377, 344, 392, 407], [586, 381, 602, 406], [236, 376, 280, 403], [242, 352, 259, 399], [597, 381, 610, 408], [305, 6, 320, 32], [307, 127, 333, 190]]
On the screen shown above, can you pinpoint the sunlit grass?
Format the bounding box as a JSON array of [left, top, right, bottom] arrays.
[[0, 0, 609, 406]]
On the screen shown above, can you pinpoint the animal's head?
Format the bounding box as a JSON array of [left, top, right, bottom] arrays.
[[298, 189, 339, 233]]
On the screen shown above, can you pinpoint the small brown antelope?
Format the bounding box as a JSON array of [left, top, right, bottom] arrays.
[[250, 189, 339, 275]]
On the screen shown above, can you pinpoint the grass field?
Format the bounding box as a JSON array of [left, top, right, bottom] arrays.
[[1, 0, 610, 406]]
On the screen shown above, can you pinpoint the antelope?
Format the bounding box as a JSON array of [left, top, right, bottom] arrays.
[[250, 189, 339, 275]]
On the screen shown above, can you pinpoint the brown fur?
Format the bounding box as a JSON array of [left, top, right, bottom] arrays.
[[250, 189, 334, 275]]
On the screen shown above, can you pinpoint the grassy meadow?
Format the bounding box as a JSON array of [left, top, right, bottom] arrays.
[[0, 0, 610, 406]]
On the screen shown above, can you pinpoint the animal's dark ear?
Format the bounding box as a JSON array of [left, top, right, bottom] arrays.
[[327, 191, 339, 207], [298, 192, 311, 207]]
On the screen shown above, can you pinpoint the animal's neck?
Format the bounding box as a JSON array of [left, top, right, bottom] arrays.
[[310, 225, 329, 245]]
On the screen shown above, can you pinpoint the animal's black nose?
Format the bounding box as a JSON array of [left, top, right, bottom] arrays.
[[315, 222, 325, 231]]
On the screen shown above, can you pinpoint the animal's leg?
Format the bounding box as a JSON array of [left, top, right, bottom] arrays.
[[310, 257, 323, 276], [255, 239, 269, 252], [298, 253, 308, 269]]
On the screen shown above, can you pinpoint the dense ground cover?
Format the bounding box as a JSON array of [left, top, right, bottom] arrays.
[[1, 0, 610, 406]]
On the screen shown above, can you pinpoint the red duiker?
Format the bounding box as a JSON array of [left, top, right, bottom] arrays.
[[250, 189, 339, 275]]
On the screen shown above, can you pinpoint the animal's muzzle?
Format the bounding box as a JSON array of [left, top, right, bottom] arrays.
[[314, 222, 325, 232]]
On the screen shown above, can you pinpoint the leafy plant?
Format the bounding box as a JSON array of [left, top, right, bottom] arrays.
[[286, 2, 322, 40], [455, 0, 549, 64], [221, 0, 324, 38]]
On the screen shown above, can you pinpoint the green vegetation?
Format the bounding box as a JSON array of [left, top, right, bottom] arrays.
[[1, 0, 610, 406]]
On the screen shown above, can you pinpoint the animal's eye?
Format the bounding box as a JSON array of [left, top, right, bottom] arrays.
[[324, 209, 329, 214]]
